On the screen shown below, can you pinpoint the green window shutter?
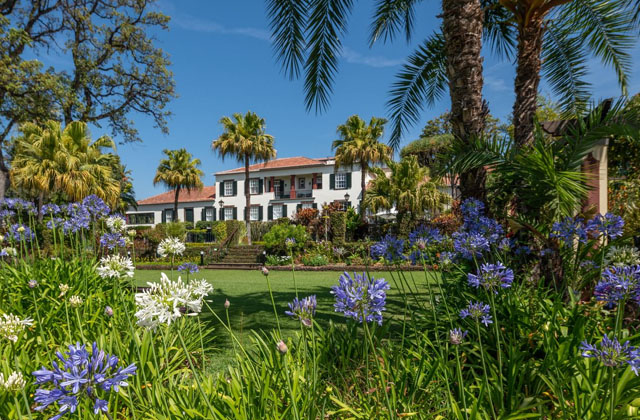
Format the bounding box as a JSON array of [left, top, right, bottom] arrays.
[[161, 210, 166, 223], [282, 204, 287, 217], [219, 208, 224, 221], [268, 205, 273, 220], [200, 208, 205, 221], [346, 173, 352, 189], [213, 207, 216, 221], [312, 203, 317, 209], [347, 201, 351, 208], [296, 204, 302, 212], [259, 179, 263, 194], [280, 180, 284, 191], [259, 206, 263, 221], [233, 207, 237, 220], [330, 174, 335, 189], [233, 181, 237, 196]]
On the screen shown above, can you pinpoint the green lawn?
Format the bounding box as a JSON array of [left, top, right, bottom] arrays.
[[134, 269, 437, 371]]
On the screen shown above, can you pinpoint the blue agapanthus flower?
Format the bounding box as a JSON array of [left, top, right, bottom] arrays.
[[581, 334, 640, 375], [285, 295, 317, 327], [46, 217, 64, 230], [42, 203, 61, 215], [586, 213, 624, 240], [551, 217, 588, 246], [177, 263, 200, 274], [497, 237, 512, 252], [0, 208, 14, 219], [8, 223, 35, 242], [452, 232, 490, 260], [331, 272, 389, 325], [62, 213, 90, 234], [409, 226, 443, 248], [460, 301, 493, 327], [460, 198, 485, 222], [594, 265, 640, 307], [82, 195, 111, 219], [370, 234, 406, 262], [32, 342, 137, 419], [467, 262, 514, 293], [99, 232, 125, 250]]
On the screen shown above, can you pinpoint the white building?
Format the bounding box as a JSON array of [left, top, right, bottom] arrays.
[[214, 156, 372, 221], [127, 156, 376, 226], [125, 186, 216, 227]]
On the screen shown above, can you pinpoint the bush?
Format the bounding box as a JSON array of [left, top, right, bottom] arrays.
[[330, 211, 346, 244], [225, 220, 246, 244], [301, 253, 329, 266], [251, 221, 275, 242], [265, 254, 292, 266], [263, 223, 309, 255]]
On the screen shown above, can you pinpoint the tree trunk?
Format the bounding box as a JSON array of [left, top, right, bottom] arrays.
[[173, 187, 180, 222], [360, 166, 367, 218], [37, 191, 44, 222], [0, 146, 10, 201], [512, 16, 545, 148], [244, 155, 252, 245], [442, 0, 487, 201]]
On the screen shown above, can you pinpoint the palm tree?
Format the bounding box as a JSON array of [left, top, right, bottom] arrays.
[[333, 115, 391, 217], [58, 121, 121, 207], [153, 149, 204, 223], [11, 121, 65, 219], [365, 155, 450, 235], [212, 111, 276, 245]]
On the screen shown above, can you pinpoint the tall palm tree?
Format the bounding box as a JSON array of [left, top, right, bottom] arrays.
[[212, 111, 276, 245], [333, 115, 391, 217], [365, 155, 450, 235], [266, 0, 487, 199], [153, 149, 204, 223]]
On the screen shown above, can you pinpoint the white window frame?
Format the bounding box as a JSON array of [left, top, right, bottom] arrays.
[[272, 204, 283, 219], [316, 175, 322, 189], [249, 206, 259, 221], [249, 179, 259, 195], [224, 207, 234, 220], [298, 177, 305, 189], [165, 209, 174, 222], [302, 202, 313, 209], [335, 172, 347, 189], [224, 181, 233, 197], [274, 180, 282, 197], [205, 207, 214, 221]]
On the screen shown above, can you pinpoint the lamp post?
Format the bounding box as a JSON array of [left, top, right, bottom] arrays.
[[344, 193, 350, 210], [200, 250, 204, 266]]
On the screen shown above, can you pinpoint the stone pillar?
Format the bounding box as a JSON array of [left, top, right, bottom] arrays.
[[290, 175, 296, 199], [581, 139, 608, 215], [270, 176, 274, 192], [312, 173, 317, 189]]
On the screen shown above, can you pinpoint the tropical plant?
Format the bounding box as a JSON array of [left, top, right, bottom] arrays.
[[333, 115, 391, 216], [153, 148, 204, 222], [365, 155, 450, 235], [11, 120, 122, 216], [212, 111, 276, 245]]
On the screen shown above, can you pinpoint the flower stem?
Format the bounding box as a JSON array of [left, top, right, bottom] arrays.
[[475, 321, 496, 418], [177, 327, 218, 419]]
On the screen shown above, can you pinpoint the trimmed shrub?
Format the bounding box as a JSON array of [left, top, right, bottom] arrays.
[[263, 223, 308, 255], [251, 221, 276, 242], [330, 211, 346, 244]]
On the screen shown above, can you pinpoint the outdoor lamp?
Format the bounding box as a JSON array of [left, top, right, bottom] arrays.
[[344, 192, 350, 202], [219, 200, 224, 208], [200, 250, 204, 265]]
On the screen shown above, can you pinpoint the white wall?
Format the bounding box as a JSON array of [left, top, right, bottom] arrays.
[[214, 162, 372, 220], [126, 200, 216, 227]]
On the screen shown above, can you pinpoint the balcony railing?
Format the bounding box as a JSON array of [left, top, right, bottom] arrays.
[[274, 191, 313, 199]]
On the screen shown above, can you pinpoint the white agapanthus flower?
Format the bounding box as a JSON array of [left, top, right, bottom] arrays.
[[134, 273, 213, 329], [157, 237, 186, 258], [97, 255, 135, 279], [1, 247, 17, 257], [58, 283, 69, 297], [106, 215, 127, 233], [0, 313, 33, 342], [0, 371, 26, 392], [605, 245, 640, 267], [127, 229, 137, 237], [69, 295, 84, 307]]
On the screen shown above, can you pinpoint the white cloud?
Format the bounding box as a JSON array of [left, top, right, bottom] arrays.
[[172, 16, 271, 41], [341, 46, 404, 68]]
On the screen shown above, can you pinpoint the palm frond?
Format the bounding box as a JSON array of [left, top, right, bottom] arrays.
[[542, 24, 591, 115], [304, 0, 354, 113], [266, 0, 309, 79], [386, 33, 447, 150], [369, 0, 421, 45], [482, 0, 516, 59], [557, 0, 635, 96]]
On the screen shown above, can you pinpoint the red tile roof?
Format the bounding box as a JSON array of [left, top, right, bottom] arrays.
[[216, 156, 327, 174], [137, 185, 216, 205]]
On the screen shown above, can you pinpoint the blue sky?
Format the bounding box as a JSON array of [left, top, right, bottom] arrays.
[[90, 1, 640, 199]]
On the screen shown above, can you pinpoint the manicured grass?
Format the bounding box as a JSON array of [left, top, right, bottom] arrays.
[[134, 268, 439, 371]]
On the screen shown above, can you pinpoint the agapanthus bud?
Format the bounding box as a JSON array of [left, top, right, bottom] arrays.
[[0, 371, 26, 392], [69, 295, 83, 307], [224, 299, 230, 309], [127, 229, 137, 237], [449, 328, 468, 345], [58, 283, 69, 297], [261, 266, 269, 276], [105, 306, 114, 317], [276, 340, 288, 354], [28, 279, 38, 289]]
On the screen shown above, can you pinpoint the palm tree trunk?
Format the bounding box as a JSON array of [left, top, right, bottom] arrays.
[[442, 0, 487, 201], [0, 147, 10, 201], [360, 166, 367, 218], [173, 187, 180, 222], [244, 155, 252, 245], [512, 16, 545, 148]]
